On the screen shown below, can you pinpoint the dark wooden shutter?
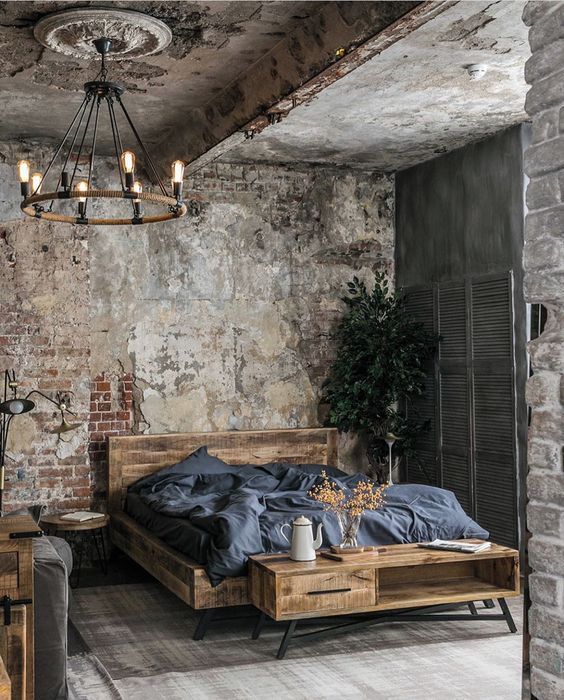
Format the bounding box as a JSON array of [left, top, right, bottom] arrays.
[[471, 276, 517, 546], [438, 283, 471, 514], [404, 288, 437, 485], [403, 272, 518, 547]]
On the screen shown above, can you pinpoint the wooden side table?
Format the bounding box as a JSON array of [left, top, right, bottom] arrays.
[[39, 513, 109, 587], [249, 541, 520, 659]]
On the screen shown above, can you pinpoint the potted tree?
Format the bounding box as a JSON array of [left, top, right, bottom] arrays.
[[323, 273, 438, 482]]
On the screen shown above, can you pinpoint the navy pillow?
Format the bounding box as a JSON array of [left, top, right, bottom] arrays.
[[128, 446, 238, 493]]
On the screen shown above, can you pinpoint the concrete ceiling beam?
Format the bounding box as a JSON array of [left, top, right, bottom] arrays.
[[159, 0, 458, 176]]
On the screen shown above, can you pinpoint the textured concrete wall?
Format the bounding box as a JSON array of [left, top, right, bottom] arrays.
[[90, 163, 394, 497], [523, 3, 564, 699], [0, 154, 394, 508]]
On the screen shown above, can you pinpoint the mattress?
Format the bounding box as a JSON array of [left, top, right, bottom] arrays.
[[125, 492, 211, 564]]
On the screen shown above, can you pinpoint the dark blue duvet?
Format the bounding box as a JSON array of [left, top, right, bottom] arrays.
[[130, 454, 488, 586]]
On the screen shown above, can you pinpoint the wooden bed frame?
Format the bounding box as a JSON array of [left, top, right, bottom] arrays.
[[108, 428, 338, 620]]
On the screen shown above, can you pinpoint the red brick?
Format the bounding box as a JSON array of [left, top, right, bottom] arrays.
[[97, 422, 111, 432], [96, 381, 111, 392]]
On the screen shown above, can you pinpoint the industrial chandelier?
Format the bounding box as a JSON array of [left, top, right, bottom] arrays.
[[16, 38, 187, 226]]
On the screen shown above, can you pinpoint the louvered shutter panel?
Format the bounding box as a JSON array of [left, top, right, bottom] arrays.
[[471, 275, 517, 547], [438, 284, 471, 514], [404, 288, 437, 485], [403, 273, 518, 547]]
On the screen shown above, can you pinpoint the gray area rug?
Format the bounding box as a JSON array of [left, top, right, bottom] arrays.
[[68, 582, 523, 699]]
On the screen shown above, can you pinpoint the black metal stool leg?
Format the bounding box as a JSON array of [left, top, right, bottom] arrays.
[[252, 611, 267, 640], [277, 620, 298, 660], [193, 608, 216, 641], [498, 598, 517, 633], [483, 599, 495, 609], [468, 602, 478, 616]]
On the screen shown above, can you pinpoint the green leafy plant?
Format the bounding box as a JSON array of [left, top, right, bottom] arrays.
[[323, 273, 438, 482]]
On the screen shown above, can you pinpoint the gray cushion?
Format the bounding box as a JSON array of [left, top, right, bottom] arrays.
[[34, 536, 70, 700]]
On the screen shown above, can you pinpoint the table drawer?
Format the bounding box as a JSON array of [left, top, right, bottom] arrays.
[[278, 569, 375, 616]]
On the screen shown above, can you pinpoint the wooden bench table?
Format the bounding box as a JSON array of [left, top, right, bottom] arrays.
[[249, 541, 520, 659]]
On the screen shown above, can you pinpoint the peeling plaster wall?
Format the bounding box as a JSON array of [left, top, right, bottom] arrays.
[[0, 153, 394, 509], [0, 143, 92, 512], [91, 163, 394, 486]]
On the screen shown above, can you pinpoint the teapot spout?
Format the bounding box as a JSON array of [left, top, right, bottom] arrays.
[[313, 522, 323, 550]]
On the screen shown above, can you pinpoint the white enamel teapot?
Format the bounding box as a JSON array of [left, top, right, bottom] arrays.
[[281, 515, 323, 561]]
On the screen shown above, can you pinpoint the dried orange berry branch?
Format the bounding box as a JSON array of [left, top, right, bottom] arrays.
[[308, 471, 387, 517]]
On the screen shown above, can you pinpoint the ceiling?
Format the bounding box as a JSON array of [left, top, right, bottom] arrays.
[[0, 1, 530, 173], [0, 1, 321, 147], [223, 0, 530, 171]]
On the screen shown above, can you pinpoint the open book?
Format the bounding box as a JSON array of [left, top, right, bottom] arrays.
[[417, 539, 492, 554], [60, 511, 105, 523]]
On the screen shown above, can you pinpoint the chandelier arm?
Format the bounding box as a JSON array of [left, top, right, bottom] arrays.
[[48, 94, 92, 212], [35, 93, 90, 196], [84, 96, 102, 217], [107, 98, 125, 192], [115, 95, 169, 197], [107, 97, 136, 215], [69, 95, 96, 192]]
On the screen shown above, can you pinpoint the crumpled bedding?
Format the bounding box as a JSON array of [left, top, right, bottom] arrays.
[[129, 454, 488, 586]]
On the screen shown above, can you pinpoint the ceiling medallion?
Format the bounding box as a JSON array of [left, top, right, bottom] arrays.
[[17, 33, 186, 226], [33, 7, 172, 60]]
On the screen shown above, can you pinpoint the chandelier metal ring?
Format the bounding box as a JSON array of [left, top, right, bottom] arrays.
[[21, 189, 187, 226]]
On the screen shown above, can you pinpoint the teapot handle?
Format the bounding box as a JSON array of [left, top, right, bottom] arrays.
[[280, 523, 292, 544]]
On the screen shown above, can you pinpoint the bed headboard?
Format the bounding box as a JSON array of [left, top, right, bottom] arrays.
[[107, 427, 338, 512]]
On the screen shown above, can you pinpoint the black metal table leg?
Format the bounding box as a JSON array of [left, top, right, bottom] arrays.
[[468, 602, 478, 616], [91, 528, 108, 575], [252, 611, 267, 640], [498, 598, 517, 633], [277, 620, 298, 660], [193, 608, 216, 641], [70, 532, 84, 589]]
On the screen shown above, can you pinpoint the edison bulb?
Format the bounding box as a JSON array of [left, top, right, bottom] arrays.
[[121, 151, 136, 174], [171, 160, 185, 183], [133, 181, 142, 202], [76, 181, 88, 203], [31, 172, 42, 194], [17, 160, 30, 183]]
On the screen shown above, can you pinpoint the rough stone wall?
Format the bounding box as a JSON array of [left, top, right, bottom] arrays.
[[523, 3, 564, 699], [0, 154, 394, 510]]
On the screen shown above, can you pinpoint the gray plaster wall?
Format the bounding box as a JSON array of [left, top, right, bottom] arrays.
[[89, 163, 394, 464]]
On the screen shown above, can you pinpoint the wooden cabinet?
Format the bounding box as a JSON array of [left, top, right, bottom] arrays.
[[250, 542, 520, 621], [0, 515, 41, 700]]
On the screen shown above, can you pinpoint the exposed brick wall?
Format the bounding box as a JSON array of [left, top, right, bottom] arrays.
[[0, 217, 91, 513], [523, 3, 564, 699], [88, 373, 134, 505]]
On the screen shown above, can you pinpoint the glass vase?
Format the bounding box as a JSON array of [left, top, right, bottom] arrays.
[[336, 512, 362, 548]]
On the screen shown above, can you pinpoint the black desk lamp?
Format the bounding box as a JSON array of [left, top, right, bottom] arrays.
[[0, 370, 81, 514]]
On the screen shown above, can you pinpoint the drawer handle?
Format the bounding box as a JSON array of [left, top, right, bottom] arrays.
[[307, 588, 352, 596]]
